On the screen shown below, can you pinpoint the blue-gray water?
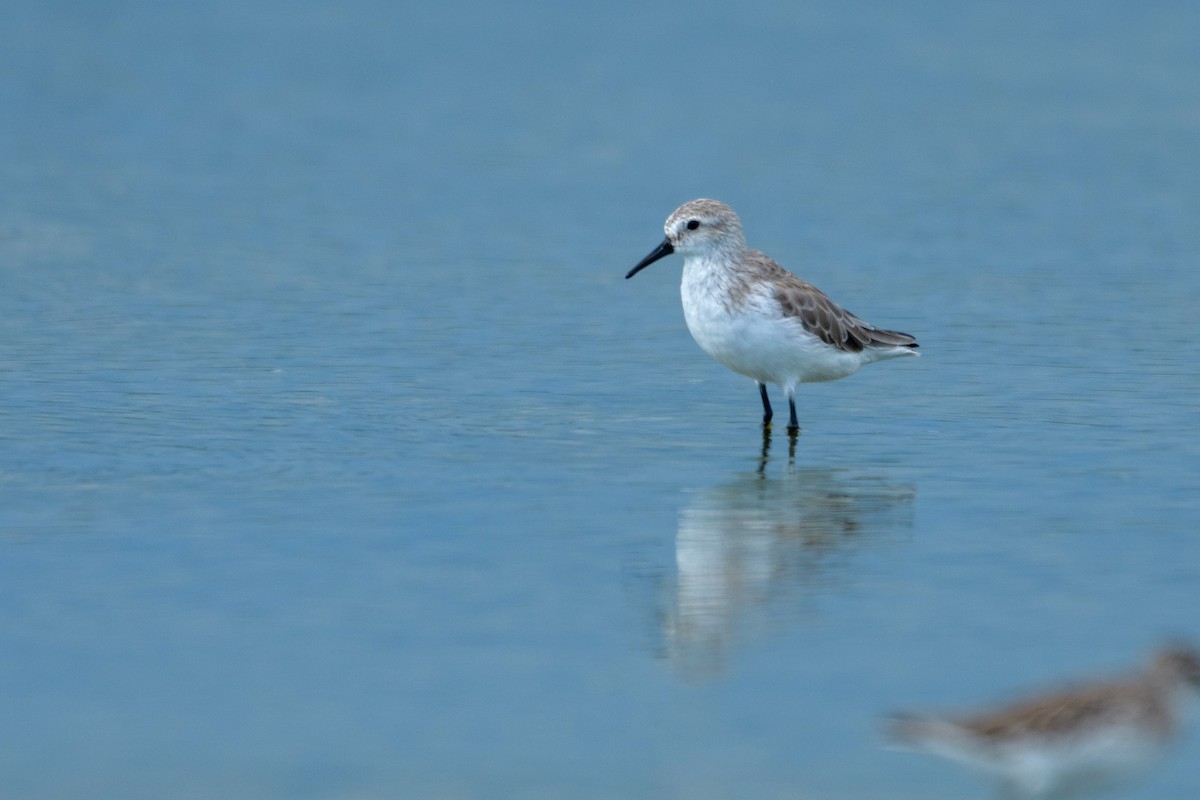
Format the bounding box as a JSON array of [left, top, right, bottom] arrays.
[[3, 1, 1200, 798]]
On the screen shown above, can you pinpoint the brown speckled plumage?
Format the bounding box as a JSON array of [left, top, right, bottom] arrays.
[[662, 200, 917, 354], [740, 249, 918, 353], [958, 678, 1172, 740], [888, 648, 1200, 798], [627, 198, 920, 430]]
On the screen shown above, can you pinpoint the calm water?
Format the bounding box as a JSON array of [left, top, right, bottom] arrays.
[[3, 1, 1200, 798]]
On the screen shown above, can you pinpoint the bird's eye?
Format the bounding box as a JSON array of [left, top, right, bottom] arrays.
[[686, 219, 700, 230]]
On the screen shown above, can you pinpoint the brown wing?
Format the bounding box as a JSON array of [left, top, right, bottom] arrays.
[[960, 682, 1157, 739], [750, 253, 918, 353]]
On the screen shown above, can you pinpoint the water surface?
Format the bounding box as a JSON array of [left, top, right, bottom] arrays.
[[3, 1, 1200, 798]]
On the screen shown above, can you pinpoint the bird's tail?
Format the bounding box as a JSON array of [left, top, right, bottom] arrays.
[[887, 713, 956, 746], [884, 713, 993, 764], [866, 327, 919, 351]]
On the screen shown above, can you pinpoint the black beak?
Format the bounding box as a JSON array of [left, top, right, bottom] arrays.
[[625, 238, 675, 279]]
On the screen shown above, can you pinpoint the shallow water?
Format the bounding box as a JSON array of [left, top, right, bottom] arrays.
[[3, 1, 1200, 798]]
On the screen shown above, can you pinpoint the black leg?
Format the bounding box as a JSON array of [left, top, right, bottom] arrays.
[[758, 382, 773, 427], [787, 394, 799, 434]]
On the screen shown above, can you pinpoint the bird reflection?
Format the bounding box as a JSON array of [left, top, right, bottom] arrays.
[[656, 435, 915, 679], [756, 426, 798, 472]]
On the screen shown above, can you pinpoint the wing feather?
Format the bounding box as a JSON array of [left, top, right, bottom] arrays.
[[740, 251, 917, 353]]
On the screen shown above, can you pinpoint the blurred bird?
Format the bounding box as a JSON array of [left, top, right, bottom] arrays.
[[887, 647, 1200, 799]]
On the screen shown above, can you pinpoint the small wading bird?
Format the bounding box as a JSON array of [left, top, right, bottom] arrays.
[[887, 647, 1200, 799], [627, 199, 918, 433]]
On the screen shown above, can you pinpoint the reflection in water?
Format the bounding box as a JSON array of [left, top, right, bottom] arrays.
[[657, 433, 915, 679], [755, 426, 797, 473], [887, 646, 1200, 799]]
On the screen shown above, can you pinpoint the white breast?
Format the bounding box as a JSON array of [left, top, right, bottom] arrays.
[[679, 257, 864, 389]]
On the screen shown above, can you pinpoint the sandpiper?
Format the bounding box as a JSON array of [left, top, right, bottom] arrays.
[[626, 199, 918, 433], [888, 647, 1200, 799]]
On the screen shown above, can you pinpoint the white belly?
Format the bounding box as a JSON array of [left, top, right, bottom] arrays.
[[681, 272, 863, 390], [997, 727, 1165, 797]]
